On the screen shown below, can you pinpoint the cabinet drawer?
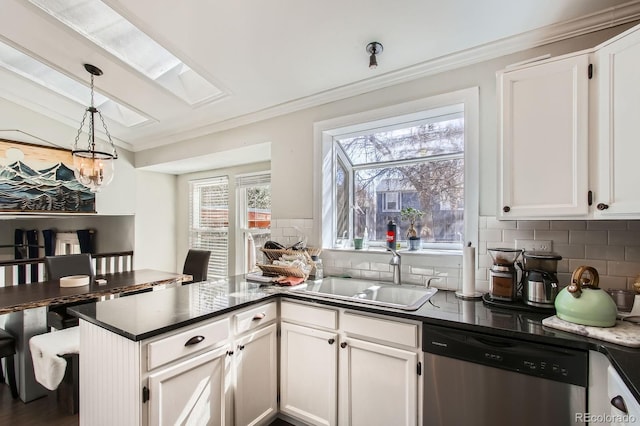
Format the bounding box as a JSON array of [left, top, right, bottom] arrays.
[[147, 317, 230, 370], [281, 301, 337, 330], [342, 312, 418, 348], [234, 302, 277, 335]]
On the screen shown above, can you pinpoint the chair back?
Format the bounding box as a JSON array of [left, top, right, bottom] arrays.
[[182, 249, 211, 283], [44, 254, 95, 281]]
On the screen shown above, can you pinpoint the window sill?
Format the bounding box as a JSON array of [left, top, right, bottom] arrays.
[[323, 247, 462, 257]]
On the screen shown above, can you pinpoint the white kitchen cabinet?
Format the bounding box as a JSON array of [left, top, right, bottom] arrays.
[[148, 345, 230, 426], [279, 301, 422, 426], [497, 53, 590, 219], [339, 336, 418, 426], [233, 323, 278, 426], [280, 321, 338, 426], [592, 23, 640, 217], [608, 365, 640, 425], [339, 312, 421, 426]]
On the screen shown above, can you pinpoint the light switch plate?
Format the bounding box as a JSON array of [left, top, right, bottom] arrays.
[[515, 239, 552, 252]]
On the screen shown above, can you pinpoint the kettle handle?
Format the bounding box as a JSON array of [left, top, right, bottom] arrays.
[[568, 266, 600, 298]]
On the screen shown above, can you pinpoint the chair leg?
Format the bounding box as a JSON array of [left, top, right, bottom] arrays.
[[57, 354, 79, 415], [0, 358, 5, 384], [6, 356, 18, 399]]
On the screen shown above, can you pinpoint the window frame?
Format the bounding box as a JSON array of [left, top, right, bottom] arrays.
[[314, 87, 479, 253]]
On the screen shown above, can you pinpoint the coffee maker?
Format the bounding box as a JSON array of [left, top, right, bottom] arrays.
[[520, 252, 562, 308], [488, 248, 523, 301]]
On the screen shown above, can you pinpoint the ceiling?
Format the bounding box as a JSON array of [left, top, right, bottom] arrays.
[[0, 0, 639, 160]]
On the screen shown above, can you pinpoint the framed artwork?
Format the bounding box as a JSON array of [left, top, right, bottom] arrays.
[[0, 139, 96, 213]]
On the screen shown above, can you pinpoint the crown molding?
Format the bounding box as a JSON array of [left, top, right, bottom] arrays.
[[135, 1, 640, 152]]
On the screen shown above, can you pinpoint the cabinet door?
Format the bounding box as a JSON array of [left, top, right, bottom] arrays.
[[607, 365, 640, 425], [594, 25, 640, 217], [280, 322, 338, 426], [339, 337, 418, 426], [234, 323, 278, 426], [148, 345, 230, 426], [498, 54, 589, 218]]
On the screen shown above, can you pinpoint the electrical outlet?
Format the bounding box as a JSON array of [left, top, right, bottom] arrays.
[[515, 239, 553, 252]]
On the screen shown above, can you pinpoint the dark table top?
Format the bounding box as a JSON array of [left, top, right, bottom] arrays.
[[69, 276, 640, 404], [0, 269, 189, 314]]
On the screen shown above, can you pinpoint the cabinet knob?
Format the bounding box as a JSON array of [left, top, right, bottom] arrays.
[[611, 395, 628, 414], [503, 206, 511, 213], [328, 338, 335, 345], [597, 203, 609, 210], [238, 344, 245, 351], [184, 335, 205, 346], [340, 342, 348, 349], [227, 350, 234, 356]]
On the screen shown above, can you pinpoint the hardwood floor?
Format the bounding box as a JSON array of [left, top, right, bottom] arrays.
[[0, 382, 77, 426], [0, 381, 295, 425]]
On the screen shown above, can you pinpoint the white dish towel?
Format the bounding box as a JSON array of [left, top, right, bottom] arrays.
[[29, 327, 80, 390]]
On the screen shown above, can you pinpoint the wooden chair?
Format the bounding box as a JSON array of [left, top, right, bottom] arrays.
[[44, 254, 95, 329], [182, 249, 211, 284], [0, 328, 18, 399]]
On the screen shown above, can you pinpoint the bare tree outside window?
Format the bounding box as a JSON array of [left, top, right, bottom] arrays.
[[335, 115, 464, 245]]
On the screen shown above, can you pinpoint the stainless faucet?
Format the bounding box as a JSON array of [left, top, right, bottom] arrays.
[[387, 247, 402, 285]]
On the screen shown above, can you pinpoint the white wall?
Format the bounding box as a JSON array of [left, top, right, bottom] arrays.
[[134, 170, 177, 272]]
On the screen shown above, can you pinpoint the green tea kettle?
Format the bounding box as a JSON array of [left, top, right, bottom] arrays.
[[554, 266, 618, 327]]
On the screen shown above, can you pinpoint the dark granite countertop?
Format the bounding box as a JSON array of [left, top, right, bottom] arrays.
[[69, 275, 640, 403]]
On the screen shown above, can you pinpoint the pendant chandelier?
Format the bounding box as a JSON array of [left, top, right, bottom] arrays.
[[72, 63, 118, 193]]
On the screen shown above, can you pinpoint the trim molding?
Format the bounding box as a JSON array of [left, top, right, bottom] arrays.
[[136, 1, 640, 151]]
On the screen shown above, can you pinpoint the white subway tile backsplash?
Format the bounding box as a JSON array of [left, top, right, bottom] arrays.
[[568, 259, 608, 274], [517, 221, 550, 230], [585, 245, 625, 261], [503, 229, 535, 242], [608, 261, 640, 277], [587, 221, 628, 231], [609, 230, 640, 246], [626, 247, 640, 262], [553, 244, 586, 260], [318, 217, 640, 293], [550, 221, 587, 230], [534, 230, 569, 243], [569, 230, 608, 245]]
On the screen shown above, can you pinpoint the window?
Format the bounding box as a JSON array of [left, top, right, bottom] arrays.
[[236, 173, 271, 273], [316, 88, 479, 251], [189, 176, 229, 279]]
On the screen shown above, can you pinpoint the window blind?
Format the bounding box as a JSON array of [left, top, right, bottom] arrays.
[[189, 176, 229, 279]]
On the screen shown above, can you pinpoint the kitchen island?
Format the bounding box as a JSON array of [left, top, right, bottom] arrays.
[[70, 275, 640, 425]]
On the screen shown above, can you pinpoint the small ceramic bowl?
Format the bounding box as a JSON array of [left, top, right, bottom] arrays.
[[607, 289, 636, 312]]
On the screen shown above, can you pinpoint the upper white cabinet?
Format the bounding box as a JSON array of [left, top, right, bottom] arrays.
[[593, 24, 640, 217], [498, 22, 640, 220], [497, 53, 590, 219]]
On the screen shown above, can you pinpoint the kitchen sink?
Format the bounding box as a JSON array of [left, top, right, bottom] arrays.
[[298, 277, 437, 311]]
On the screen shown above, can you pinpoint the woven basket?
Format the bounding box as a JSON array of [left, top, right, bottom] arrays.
[[256, 263, 308, 278], [260, 247, 320, 262]]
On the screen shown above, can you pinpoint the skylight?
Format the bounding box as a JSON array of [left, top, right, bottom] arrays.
[[0, 40, 148, 127], [29, 0, 223, 106]]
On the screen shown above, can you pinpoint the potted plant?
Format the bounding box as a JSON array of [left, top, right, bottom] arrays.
[[400, 207, 424, 250]]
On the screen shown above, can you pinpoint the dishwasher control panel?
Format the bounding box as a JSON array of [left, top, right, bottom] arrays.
[[423, 324, 587, 386]]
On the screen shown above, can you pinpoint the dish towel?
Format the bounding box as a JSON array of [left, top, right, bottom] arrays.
[[29, 327, 80, 390]]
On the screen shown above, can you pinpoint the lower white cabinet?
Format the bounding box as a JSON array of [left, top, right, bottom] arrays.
[[280, 301, 422, 426], [148, 344, 230, 426], [233, 323, 278, 426], [280, 321, 338, 426], [607, 365, 640, 425], [338, 337, 418, 426]]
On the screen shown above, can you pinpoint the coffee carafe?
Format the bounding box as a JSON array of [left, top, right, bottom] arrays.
[[488, 248, 523, 301], [520, 252, 562, 307]]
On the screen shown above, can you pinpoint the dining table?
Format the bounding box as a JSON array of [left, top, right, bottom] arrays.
[[0, 269, 191, 402]]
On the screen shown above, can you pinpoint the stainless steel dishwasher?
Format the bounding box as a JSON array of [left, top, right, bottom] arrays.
[[423, 324, 587, 426]]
